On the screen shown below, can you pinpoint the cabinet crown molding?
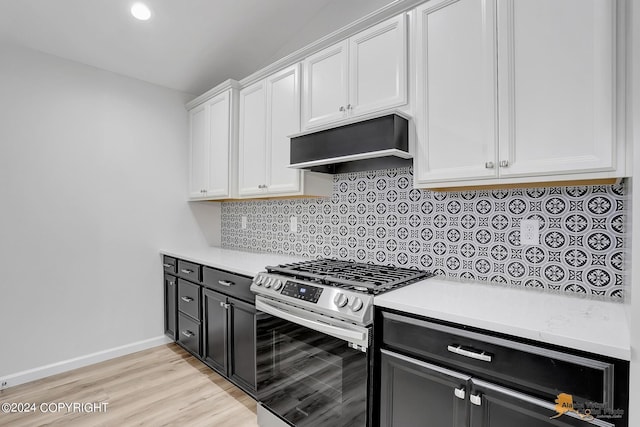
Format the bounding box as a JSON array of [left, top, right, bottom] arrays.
[[186, 79, 240, 110]]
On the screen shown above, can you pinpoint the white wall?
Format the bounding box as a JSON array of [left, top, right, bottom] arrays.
[[0, 43, 216, 379]]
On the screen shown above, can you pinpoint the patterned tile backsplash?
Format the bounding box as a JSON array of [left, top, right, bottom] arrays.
[[221, 167, 626, 300]]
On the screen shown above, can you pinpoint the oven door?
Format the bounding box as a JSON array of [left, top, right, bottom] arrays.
[[255, 296, 370, 427]]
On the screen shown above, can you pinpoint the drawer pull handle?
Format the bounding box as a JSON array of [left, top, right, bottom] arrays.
[[163, 263, 173, 268], [470, 394, 482, 406], [181, 330, 195, 338], [218, 280, 234, 287], [180, 269, 194, 274], [454, 388, 466, 400], [447, 345, 492, 362], [219, 301, 230, 309], [181, 296, 193, 303]]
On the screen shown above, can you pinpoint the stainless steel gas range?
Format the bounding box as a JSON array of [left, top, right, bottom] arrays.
[[251, 259, 432, 427]]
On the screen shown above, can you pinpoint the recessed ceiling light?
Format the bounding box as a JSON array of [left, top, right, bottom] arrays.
[[131, 3, 151, 21]]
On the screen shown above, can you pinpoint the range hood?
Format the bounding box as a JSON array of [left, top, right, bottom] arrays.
[[289, 113, 411, 174]]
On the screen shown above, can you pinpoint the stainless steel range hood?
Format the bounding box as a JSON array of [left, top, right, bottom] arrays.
[[289, 113, 412, 174]]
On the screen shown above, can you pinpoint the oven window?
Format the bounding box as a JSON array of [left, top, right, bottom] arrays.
[[257, 313, 369, 426]]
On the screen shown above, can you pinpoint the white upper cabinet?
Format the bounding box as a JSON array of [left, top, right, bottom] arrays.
[[497, 0, 616, 177], [239, 64, 332, 198], [414, 0, 498, 184], [414, 0, 623, 188], [303, 14, 407, 130], [238, 80, 267, 197], [188, 87, 237, 200]]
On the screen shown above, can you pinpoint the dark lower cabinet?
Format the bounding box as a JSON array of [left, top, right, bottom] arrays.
[[377, 310, 628, 427], [469, 379, 599, 427], [203, 288, 257, 396], [380, 350, 469, 427], [203, 288, 228, 372], [164, 273, 177, 340], [228, 298, 256, 393]]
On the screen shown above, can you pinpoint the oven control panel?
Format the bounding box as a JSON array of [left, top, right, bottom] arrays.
[[280, 281, 323, 303]]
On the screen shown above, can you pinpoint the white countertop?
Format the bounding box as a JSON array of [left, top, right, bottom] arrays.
[[160, 247, 306, 277], [375, 277, 630, 360]]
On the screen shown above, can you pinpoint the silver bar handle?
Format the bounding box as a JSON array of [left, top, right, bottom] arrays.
[[163, 263, 172, 268], [181, 330, 194, 338], [346, 104, 352, 110], [339, 106, 345, 112], [181, 296, 193, 303], [447, 345, 492, 362], [218, 280, 234, 287], [180, 268, 193, 274], [256, 297, 368, 349], [499, 160, 509, 167]]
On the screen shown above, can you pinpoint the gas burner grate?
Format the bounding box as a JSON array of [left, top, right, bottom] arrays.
[[266, 259, 433, 294]]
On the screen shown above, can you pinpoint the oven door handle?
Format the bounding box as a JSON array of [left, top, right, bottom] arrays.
[[256, 298, 369, 349]]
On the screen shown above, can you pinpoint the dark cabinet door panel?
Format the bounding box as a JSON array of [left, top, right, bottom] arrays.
[[229, 297, 256, 395], [380, 349, 470, 427], [469, 379, 614, 427], [203, 289, 228, 374], [164, 273, 177, 339]]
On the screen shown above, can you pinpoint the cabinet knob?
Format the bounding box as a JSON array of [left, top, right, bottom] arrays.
[[339, 106, 345, 112], [485, 161, 495, 169], [258, 184, 267, 189], [499, 160, 509, 167], [346, 104, 352, 110], [454, 388, 466, 400]]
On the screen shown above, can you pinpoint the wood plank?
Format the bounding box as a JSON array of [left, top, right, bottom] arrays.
[[0, 344, 258, 427]]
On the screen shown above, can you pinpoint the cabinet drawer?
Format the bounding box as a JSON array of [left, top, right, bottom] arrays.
[[178, 313, 201, 357], [381, 312, 615, 407], [162, 256, 177, 274], [202, 266, 254, 303], [178, 279, 201, 320], [177, 260, 201, 282]]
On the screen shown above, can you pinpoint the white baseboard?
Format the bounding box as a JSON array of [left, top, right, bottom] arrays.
[[0, 335, 172, 390]]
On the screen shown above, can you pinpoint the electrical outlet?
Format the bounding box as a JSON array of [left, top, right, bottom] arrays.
[[241, 216, 247, 229], [290, 216, 298, 233], [520, 219, 539, 245]]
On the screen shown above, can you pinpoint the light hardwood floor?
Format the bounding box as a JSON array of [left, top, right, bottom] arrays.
[[0, 343, 258, 426]]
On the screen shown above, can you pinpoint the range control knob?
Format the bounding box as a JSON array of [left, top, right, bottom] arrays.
[[350, 297, 363, 312], [254, 275, 264, 286], [273, 279, 283, 291], [334, 293, 348, 308], [264, 278, 272, 288]]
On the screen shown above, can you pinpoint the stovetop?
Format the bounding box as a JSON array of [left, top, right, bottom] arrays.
[[265, 258, 432, 295]]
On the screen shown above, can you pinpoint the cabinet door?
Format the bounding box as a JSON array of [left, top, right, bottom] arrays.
[[349, 14, 407, 118], [266, 64, 302, 195], [188, 103, 208, 198], [469, 379, 604, 427], [238, 80, 267, 196], [302, 40, 349, 129], [380, 350, 470, 427], [204, 91, 231, 196], [497, 0, 616, 177], [228, 297, 257, 395], [414, 0, 498, 185], [164, 273, 177, 340], [202, 289, 228, 374]]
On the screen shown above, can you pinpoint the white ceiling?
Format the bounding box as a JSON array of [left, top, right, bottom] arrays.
[[0, 0, 394, 95]]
